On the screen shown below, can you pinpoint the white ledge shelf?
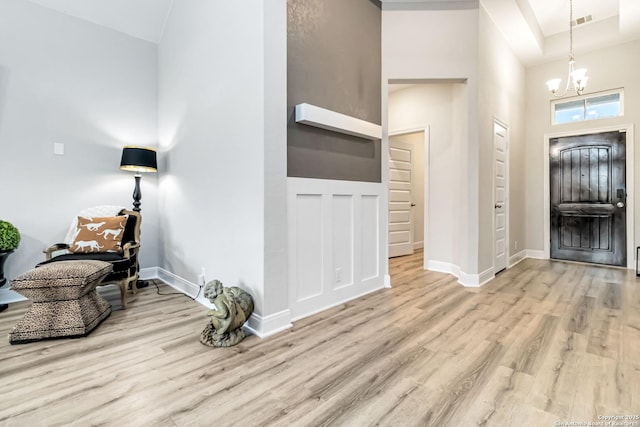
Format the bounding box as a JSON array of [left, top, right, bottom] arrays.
[[295, 103, 382, 140]]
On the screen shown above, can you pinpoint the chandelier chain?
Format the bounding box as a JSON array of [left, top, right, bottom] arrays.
[[546, 0, 588, 97], [569, 0, 574, 61]]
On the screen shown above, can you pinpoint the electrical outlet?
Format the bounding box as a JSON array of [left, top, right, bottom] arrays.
[[335, 268, 342, 283]]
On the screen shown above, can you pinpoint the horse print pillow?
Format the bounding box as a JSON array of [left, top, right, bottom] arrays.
[[71, 216, 128, 253]]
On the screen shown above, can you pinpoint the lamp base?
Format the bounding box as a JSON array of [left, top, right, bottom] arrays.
[[132, 175, 142, 212], [136, 280, 149, 289]]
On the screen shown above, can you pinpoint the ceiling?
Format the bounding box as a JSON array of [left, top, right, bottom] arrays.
[[384, 0, 640, 65], [25, 0, 640, 65], [25, 0, 174, 44]]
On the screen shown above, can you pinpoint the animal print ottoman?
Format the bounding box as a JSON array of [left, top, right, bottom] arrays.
[[9, 260, 112, 344]]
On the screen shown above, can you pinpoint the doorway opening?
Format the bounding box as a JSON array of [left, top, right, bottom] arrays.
[[388, 129, 428, 259], [387, 81, 468, 275]]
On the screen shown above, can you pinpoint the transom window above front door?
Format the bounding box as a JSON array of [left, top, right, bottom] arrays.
[[552, 89, 624, 125]]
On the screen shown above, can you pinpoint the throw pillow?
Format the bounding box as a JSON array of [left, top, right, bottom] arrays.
[[70, 216, 128, 253]]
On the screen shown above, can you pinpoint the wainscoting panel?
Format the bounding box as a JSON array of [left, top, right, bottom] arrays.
[[288, 178, 385, 321], [332, 195, 354, 291], [294, 194, 324, 302], [361, 195, 379, 281]]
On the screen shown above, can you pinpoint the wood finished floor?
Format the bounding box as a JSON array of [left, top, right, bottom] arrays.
[[1, 252, 640, 426]]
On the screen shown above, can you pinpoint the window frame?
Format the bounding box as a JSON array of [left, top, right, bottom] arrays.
[[551, 88, 624, 125]]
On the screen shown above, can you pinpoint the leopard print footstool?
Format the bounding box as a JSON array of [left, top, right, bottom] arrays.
[[9, 260, 113, 344]]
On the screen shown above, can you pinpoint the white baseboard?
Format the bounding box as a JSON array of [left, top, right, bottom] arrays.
[[146, 267, 293, 338], [426, 260, 493, 287], [477, 267, 495, 286], [138, 267, 158, 281], [526, 250, 546, 259], [413, 241, 424, 250], [457, 266, 494, 288], [425, 260, 456, 275], [509, 250, 527, 267], [245, 310, 292, 338], [384, 274, 392, 288], [290, 285, 385, 323], [156, 267, 201, 299]]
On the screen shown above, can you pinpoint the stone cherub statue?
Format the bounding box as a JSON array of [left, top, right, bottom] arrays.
[[200, 279, 254, 348]]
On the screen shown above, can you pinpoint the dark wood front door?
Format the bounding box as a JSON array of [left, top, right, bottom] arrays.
[[550, 131, 626, 267]]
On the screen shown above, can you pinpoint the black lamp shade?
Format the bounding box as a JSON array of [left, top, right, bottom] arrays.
[[120, 146, 157, 173]]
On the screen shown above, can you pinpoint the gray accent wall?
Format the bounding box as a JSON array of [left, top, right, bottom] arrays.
[[288, 0, 382, 182]]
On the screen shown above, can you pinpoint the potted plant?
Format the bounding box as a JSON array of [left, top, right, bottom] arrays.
[[0, 220, 20, 287]]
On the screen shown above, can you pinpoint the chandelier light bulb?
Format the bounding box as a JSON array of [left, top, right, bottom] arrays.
[[571, 68, 587, 82], [546, 79, 562, 94]]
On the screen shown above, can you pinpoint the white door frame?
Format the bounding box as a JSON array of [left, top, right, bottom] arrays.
[[389, 126, 430, 267], [543, 124, 635, 269], [492, 117, 509, 272]]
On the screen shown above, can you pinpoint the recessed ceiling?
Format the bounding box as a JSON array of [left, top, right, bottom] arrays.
[[25, 0, 174, 44], [529, 0, 620, 37], [382, 0, 640, 65]]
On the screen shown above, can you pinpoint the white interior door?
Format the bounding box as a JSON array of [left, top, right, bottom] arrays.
[[494, 121, 508, 273], [389, 138, 414, 258]]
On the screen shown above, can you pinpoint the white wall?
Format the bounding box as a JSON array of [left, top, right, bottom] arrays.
[[158, 1, 289, 335], [388, 85, 456, 265], [383, 8, 480, 282], [478, 6, 526, 271], [0, 0, 159, 284], [525, 40, 640, 256], [384, 6, 526, 283]]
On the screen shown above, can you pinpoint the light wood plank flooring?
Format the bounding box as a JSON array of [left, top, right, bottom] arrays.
[[1, 252, 639, 426]]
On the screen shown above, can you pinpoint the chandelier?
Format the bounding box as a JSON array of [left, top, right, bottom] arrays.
[[546, 0, 588, 97]]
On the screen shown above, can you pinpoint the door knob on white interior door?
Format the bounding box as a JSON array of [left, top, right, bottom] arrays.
[[411, 203, 416, 207], [495, 203, 504, 209]]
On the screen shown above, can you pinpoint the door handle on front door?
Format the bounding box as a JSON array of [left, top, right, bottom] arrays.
[[617, 201, 625, 208]]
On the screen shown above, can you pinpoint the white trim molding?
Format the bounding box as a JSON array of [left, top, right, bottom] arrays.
[[425, 260, 456, 275], [508, 250, 527, 267], [526, 250, 546, 260], [295, 103, 382, 140], [148, 267, 292, 338], [245, 310, 292, 339], [457, 267, 495, 288], [157, 267, 201, 299], [138, 267, 158, 281], [425, 261, 494, 287], [384, 274, 392, 288]]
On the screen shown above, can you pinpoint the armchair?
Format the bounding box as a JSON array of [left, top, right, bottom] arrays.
[[38, 207, 141, 308]]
